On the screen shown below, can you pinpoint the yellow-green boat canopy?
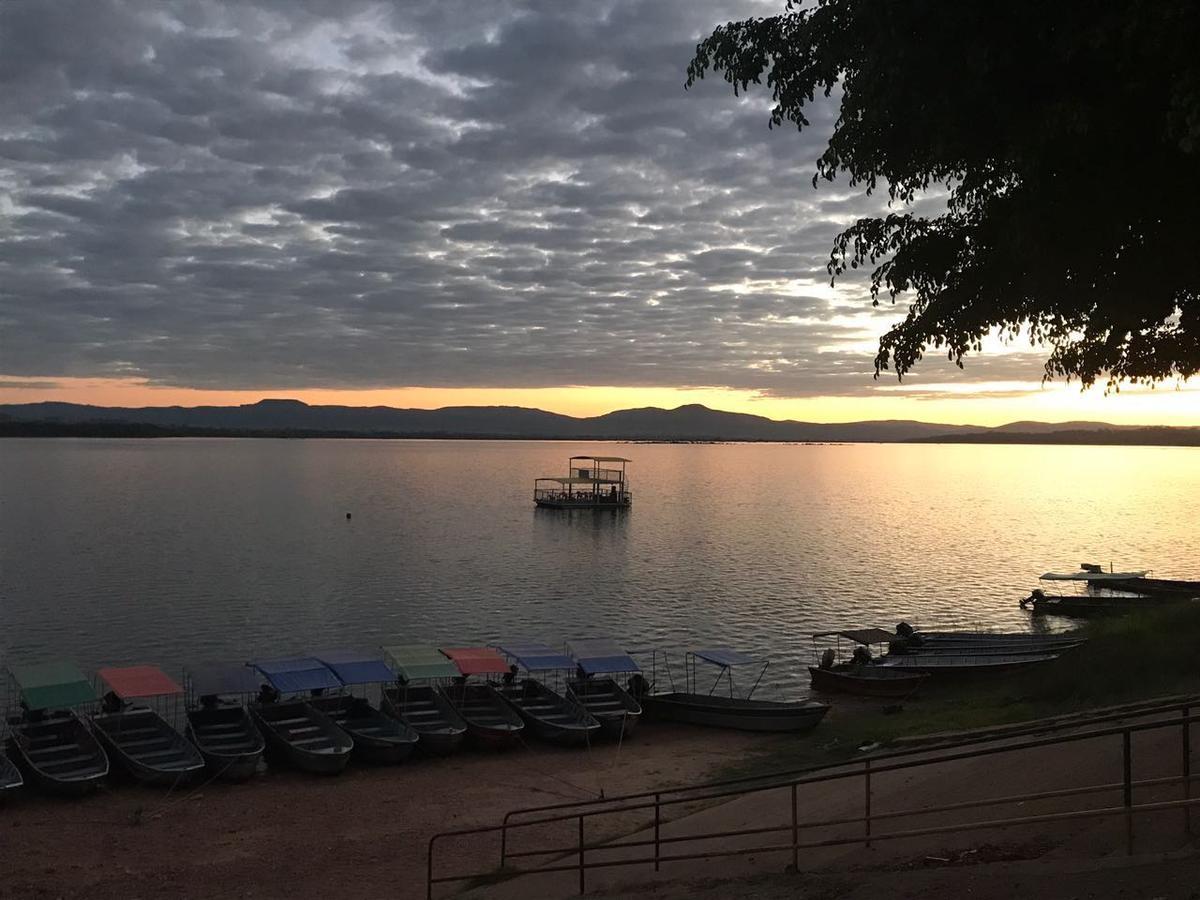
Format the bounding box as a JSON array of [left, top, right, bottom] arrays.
[[10, 661, 97, 710], [383, 644, 460, 681]]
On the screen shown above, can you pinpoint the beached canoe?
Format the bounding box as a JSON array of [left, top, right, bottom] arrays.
[[640, 693, 830, 732], [873, 652, 1060, 677], [440, 647, 526, 750], [308, 694, 419, 764], [808, 664, 928, 698], [566, 638, 643, 740]]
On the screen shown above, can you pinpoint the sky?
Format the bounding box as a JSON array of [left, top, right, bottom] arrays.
[[1, 0, 1197, 425]]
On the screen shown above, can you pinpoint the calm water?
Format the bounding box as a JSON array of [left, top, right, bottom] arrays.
[[2, 439, 1199, 695]]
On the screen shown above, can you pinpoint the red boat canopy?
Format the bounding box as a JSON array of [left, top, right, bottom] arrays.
[[98, 665, 183, 699], [441, 647, 511, 677]]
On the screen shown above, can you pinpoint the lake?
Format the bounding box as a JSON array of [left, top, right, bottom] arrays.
[[1, 439, 1198, 696]]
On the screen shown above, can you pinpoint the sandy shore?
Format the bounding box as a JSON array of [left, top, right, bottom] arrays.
[[0, 723, 772, 900]]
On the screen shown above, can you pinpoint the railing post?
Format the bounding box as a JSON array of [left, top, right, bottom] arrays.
[[1184, 707, 1192, 837], [426, 836, 435, 900], [864, 758, 873, 848], [654, 792, 661, 872], [790, 782, 798, 872], [500, 818, 508, 869], [578, 815, 585, 895], [1123, 729, 1133, 855]]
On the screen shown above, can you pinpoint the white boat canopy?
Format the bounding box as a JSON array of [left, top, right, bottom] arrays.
[[1040, 571, 1148, 581]]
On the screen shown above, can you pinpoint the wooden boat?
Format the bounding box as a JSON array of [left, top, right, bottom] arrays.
[[6, 661, 109, 795], [380, 645, 467, 756], [91, 666, 204, 786], [534, 455, 632, 509], [312, 651, 420, 764], [1104, 576, 1200, 597], [251, 658, 353, 774], [808, 663, 928, 698], [640, 692, 830, 732], [0, 751, 21, 798], [440, 648, 525, 749], [249, 700, 353, 775], [873, 652, 1060, 676], [1022, 591, 1185, 618], [638, 647, 830, 733], [566, 638, 643, 739], [184, 664, 266, 782]]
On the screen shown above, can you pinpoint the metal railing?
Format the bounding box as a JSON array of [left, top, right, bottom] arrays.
[[426, 696, 1199, 898]]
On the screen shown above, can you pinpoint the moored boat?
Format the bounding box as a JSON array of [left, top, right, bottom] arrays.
[[184, 663, 266, 782], [808, 663, 928, 697], [636, 648, 830, 733], [6, 661, 109, 795], [1021, 590, 1187, 618], [565, 638, 643, 739], [249, 658, 353, 775], [494, 642, 600, 746], [91, 665, 205, 786], [380, 644, 468, 756], [1106, 576, 1200, 596], [439, 647, 525, 749], [0, 751, 21, 797], [311, 651, 419, 764], [534, 455, 632, 509], [873, 651, 1060, 676]]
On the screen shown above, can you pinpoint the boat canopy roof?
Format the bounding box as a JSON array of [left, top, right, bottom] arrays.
[[382, 644, 461, 681], [441, 646, 511, 676], [496, 642, 575, 672], [98, 664, 183, 699], [812, 628, 895, 645], [253, 657, 343, 693], [692, 647, 759, 668], [570, 455, 630, 463], [187, 663, 263, 697], [537, 476, 612, 485], [567, 638, 640, 675], [10, 661, 97, 709], [1040, 570, 1149, 581], [314, 650, 396, 686]]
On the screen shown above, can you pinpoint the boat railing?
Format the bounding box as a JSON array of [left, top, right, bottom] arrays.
[[534, 487, 631, 503], [426, 693, 1200, 899]]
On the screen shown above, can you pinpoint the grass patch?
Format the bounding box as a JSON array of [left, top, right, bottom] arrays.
[[720, 602, 1200, 779]]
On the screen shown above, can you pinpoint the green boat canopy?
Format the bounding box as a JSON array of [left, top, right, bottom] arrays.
[[10, 661, 97, 710], [382, 644, 460, 681]]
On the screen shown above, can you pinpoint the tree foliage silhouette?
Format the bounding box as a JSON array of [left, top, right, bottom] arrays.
[[686, 1, 1200, 388]]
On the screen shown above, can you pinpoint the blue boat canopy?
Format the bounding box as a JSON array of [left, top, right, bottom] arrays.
[[314, 650, 397, 686], [253, 657, 343, 693], [566, 638, 640, 675], [693, 647, 759, 668], [496, 642, 575, 672], [188, 663, 263, 697]]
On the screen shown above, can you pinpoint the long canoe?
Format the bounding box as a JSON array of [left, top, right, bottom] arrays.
[[567, 677, 642, 739], [444, 683, 525, 750], [808, 664, 928, 698], [186, 706, 265, 781], [641, 693, 829, 733], [8, 710, 109, 796], [873, 652, 1059, 677]]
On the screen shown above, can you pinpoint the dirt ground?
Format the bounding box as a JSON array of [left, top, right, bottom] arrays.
[[0, 723, 770, 900]]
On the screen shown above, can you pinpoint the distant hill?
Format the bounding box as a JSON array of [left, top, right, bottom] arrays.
[[0, 399, 1195, 445]]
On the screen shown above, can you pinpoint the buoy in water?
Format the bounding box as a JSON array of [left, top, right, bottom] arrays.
[[346, 512, 352, 520]]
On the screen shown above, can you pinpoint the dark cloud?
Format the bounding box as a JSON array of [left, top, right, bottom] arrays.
[[0, 0, 1033, 398]]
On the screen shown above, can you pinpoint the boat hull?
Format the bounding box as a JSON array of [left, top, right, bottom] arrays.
[[308, 695, 418, 765], [249, 701, 353, 775], [446, 684, 524, 750], [0, 751, 23, 797], [90, 707, 205, 786], [807, 665, 928, 698], [874, 653, 1059, 677], [382, 685, 467, 756], [495, 681, 600, 747], [186, 706, 265, 782], [567, 678, 642, 739], [1107, 577, 1200, 597], [8, 711, 109, 796], [641, 693, 829, 733], [1026, 593, 1189, 618]]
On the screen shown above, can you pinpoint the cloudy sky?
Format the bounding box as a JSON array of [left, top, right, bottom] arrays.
[[0, 0, 1194, 423]]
